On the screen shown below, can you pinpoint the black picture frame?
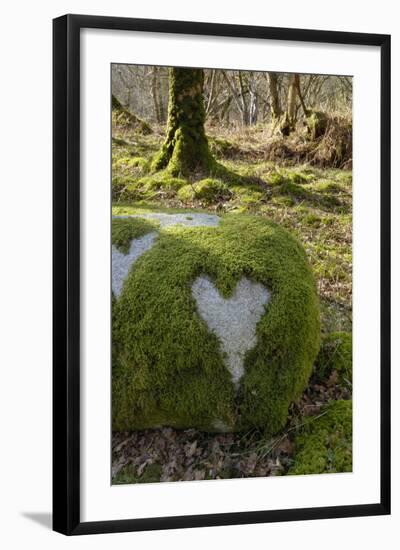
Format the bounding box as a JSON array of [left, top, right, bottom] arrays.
[[53, 13, 391, 536]]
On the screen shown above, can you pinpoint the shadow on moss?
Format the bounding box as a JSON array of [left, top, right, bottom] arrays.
[[112, 217, 159, 253]]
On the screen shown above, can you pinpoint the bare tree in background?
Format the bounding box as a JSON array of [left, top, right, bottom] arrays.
[[267, 72, 282, 121], [150, 67, 165, 124], [111, 64, 352, 132]]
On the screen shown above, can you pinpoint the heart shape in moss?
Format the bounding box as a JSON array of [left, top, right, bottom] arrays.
[[192, 275, 270, 386]]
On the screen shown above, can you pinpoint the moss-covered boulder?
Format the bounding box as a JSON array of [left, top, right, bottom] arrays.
[[289, 399, 352, 475], [112, 212, 320, 434], [314, 332, 352, 388]]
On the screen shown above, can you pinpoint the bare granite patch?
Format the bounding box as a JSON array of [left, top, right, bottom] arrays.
[[114, 212, 221, 228], [192, 276, 271, 386], [112, 232, 158, 297]]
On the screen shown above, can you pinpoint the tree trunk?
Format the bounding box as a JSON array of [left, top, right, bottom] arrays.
[[294, 74, 308, 117], [152, 68, 214, 176], [287, 74, 298, 127], [238, 72, 250, 126], [150, 67, 163, 124], [249, 90, 258, 125], [267, 72, 282, 120], [205, 70, 217, 116], [221, 71, 251, 127], [220, 96, 232, 125], [279, 73, 298, 136]]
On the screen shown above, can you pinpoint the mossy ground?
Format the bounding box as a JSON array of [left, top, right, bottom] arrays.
[[112, 215, 320, 434], [111, 119, 352, 483], [288, 399, 352, 475], [314, 332, 352, 388]]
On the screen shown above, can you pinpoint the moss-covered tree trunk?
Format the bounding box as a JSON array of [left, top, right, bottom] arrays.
[[152, 68, 214, 176]]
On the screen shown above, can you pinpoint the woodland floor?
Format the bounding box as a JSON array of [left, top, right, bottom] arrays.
[[111, 122, 352, 484]]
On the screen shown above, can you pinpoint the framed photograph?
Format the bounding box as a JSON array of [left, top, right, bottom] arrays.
[[53, 14, 391, 535]]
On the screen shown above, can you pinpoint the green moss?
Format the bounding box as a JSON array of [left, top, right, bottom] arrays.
[[177, 179, 233, 204], [271, 179, 344, 212], [275, 181, 309, 199], [112, 175, 137, 202], [268, 168, 315, 188], [289, 399, 352, 475], [113, 171, 189, 203], [271, 195, 295, 207], [268, 171, 287, 186], [112, 175, 134, 186], [137, 173, 187, 192], [177, 179, 232, 204], [335, 171, 352, 185], [112, 203, 215, 216], [177, 184, 195, 202], [303, 213, 322, 226], [112, 157, 150, 182], [112, 214, 320, 434], [195, 179, 231, 202], [113, 463, 162, 485], [127, 157, 149, 169], [112, 217, 159, 253], [314, 332, 352, 387], [288, 172, 314, 185]]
